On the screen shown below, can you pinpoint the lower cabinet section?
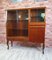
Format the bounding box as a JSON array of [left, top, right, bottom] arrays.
[[29, 26, 45, 43]]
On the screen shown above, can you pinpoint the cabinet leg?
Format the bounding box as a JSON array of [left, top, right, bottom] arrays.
[[11, 41, 13, 47], [7, 40, 9, 49], [42, 43, 45, 54]]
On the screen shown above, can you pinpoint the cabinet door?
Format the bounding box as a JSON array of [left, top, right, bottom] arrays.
[[29, 9, 45, 43], [29, 26, 45, 43]]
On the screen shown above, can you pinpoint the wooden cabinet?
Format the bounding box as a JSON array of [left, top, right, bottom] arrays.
[[6, 8, 45, 54]]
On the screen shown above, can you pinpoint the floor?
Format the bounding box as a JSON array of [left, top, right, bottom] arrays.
[[0, 44, 52, 60]]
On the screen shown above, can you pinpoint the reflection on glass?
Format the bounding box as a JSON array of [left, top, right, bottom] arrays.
[[41, 13, 45, 19]]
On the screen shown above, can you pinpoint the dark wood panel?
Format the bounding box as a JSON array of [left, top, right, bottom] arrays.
[[29, 26, 45, 43]]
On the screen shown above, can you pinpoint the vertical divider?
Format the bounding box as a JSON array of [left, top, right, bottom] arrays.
[[28, 9, 31, 40]]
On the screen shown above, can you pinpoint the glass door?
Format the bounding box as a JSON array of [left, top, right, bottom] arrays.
[[30, 9, 45, 22], [7, 10, 28, 37], [16, 10, 28, 36], [29, 8, 45, 26]]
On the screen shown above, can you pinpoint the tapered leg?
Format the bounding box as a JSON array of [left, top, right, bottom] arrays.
[[42, 43, 45, 54], [7, 40, 9, 49], [11, 40, 13, 47]]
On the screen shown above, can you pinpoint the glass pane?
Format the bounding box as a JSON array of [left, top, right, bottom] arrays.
[[7, 10, 28, 36], [16, 10, 28, 21], [31, 9, 45, 22], [16, 10, 28, 36]]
